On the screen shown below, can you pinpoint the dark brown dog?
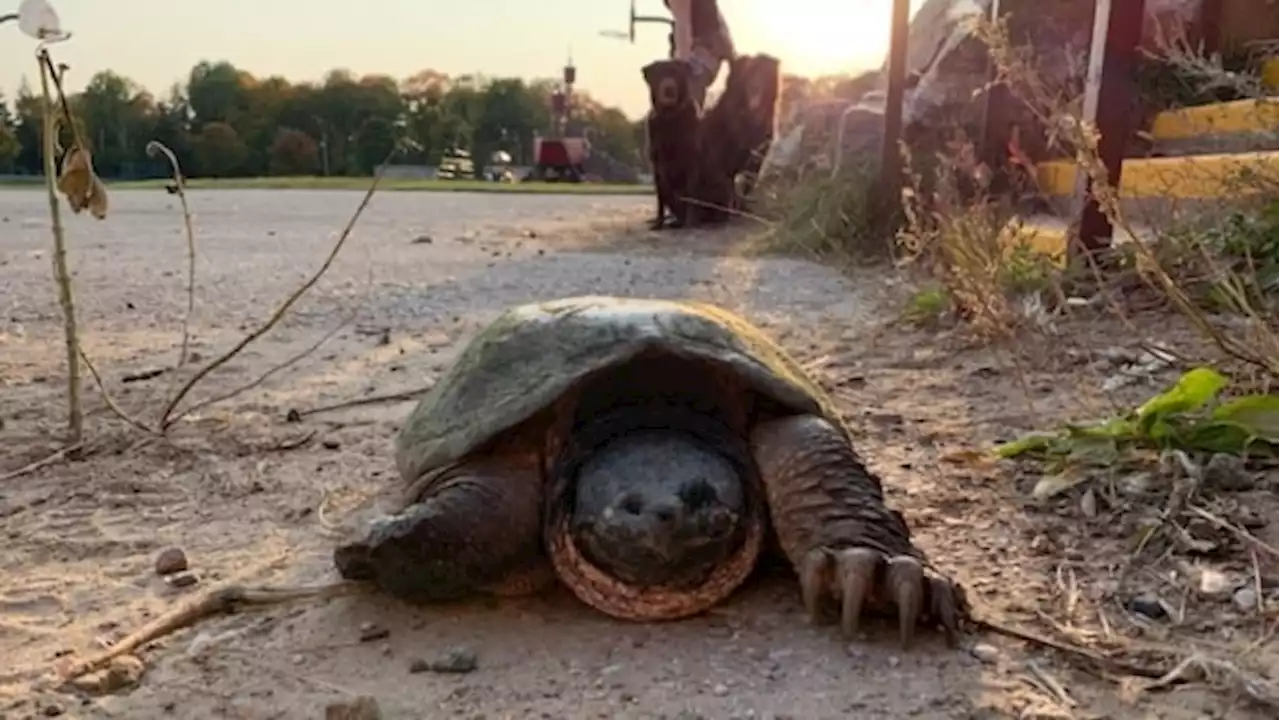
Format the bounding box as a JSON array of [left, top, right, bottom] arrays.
[[686, 54, 777, 224], [732, 54, 781, 201], [642, 60, 701, 230]]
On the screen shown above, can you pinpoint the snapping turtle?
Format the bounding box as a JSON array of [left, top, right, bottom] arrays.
[[334, 296, 965, 645]]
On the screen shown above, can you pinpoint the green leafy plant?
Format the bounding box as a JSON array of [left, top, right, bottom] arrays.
[[995, 367, 1278, 498]]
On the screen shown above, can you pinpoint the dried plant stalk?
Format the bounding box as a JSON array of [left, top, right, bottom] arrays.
[[38, 51, 82, 444]]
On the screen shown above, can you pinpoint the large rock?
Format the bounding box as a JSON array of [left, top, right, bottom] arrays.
[[900, 0, 1204, 161], [764, 0, 1211, 178]]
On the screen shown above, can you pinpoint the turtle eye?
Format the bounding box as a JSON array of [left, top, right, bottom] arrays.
[[678, 479, 716, 510]]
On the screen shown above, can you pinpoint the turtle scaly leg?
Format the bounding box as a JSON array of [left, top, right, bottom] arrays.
[[749, 415, 965, 648], [333, 453, 550, 603]]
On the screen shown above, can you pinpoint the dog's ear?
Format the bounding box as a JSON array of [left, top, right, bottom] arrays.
[[642, 61, 661, 85]]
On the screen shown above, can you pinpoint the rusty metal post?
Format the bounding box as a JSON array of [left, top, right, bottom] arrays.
[[880, 0, 911, 211], [1073, 0, 1146, 256]]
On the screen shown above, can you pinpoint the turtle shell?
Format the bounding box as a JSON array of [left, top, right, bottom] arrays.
[[394, 296, 847, 484]]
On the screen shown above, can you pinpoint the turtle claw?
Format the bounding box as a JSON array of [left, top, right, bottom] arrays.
[[798, 548, 831, 623], [796, 546, 963, 648], [835, 547, 880, 639], [886, 556, 924, 649]]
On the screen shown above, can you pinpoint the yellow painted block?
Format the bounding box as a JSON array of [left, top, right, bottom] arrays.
[[1264, 57, 1278, 93], [1036, 151, 1279, 199], [1148, 98, 1278, 140], [999, 216, 1068, 267]]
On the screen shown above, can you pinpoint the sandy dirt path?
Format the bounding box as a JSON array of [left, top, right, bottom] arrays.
[[0, 189, 1268, 719]]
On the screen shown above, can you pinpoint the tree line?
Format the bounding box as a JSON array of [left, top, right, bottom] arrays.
[[0, 61, 649, 180]]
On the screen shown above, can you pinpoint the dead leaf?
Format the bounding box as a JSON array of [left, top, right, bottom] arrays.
[[56, 146, 109, 220]]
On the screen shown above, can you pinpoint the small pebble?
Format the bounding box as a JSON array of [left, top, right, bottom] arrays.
[[166, 571, 199, 588], [1233, 587, 1258, 613], [1204, 453, 1252, 491], [409, 647, 477, 674], [969, 643, 1000, 664], [711, 683, 729, 697], [324, 695, 383, 720], [1127, 594, 1167, 620], [358, 622, 390, 642], [1198, 568, 1233, 599], [154, 547, 188, 575]]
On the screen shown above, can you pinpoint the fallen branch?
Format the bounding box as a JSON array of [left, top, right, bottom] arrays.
[[972, 611, 1278, 709], [157, 149, 399, 431], [1141, 652, 1278, 710], [286, 384, 435, 421], [56, 582, 362, 683], [0, 442, 87, 482], [1185, 504, 1279, 558], [970, 612, 1165, 679]]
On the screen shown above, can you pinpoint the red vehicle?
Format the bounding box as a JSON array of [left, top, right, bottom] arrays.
[[530, 133, 588, 183], [528, 62, 588, 183]]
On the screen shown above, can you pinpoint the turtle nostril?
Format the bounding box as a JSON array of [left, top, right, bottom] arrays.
[[619, 494, 644, 516], [653, 506, 676, 524], [678, 479, 716, 510]]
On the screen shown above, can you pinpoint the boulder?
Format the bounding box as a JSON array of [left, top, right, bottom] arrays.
[[766, 0, 1210, 177]]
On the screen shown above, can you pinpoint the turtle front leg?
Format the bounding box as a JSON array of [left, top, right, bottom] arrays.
[[749, 415, 966, 648], [333, 453, 551, 602]]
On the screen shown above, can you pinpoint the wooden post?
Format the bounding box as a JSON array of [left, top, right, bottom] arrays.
[[1073, 0, 1146, 256], [1195, 0, 1224, 57], [979, 0, 1015, 194], [880, 0, 911, 212]]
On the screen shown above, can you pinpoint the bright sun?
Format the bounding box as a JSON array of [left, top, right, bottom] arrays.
[[739, 0, 919, 76]]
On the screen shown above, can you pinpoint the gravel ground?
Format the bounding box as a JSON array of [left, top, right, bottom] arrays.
[[0, 188, 1265, 719]]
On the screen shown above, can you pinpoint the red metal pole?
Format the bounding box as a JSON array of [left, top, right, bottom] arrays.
[[880, 0, 911, 212], [1073, 0, 1146, 256]]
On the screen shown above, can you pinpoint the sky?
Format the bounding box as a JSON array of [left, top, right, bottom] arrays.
[[1, 0, 928, 120]]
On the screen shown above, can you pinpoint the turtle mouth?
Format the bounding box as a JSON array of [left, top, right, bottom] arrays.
[[572, 503, 743, 588], [547, 502, 765, 622]]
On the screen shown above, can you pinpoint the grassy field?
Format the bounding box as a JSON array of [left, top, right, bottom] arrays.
[[0, 176, 652, 195]]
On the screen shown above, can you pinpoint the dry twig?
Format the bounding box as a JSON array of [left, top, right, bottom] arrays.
[[146, 141, 198, 379], [176, 310, 358, 420], [37, 48, 82, 444], [75, 345, 156, 434], [56, 582, 362, 683], [287, 385, 435, 420], [157, 149, 399, 430], [0, 442, 88, 482]]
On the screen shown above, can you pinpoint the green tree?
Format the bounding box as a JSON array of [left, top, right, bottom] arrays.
[[268, 127, 320, 176], [0, 93, 20, 173], [77, 70, 154, 178], [12, 81, 43, 175], [192, 122, 248, 177], [2, 59, 653, 179]]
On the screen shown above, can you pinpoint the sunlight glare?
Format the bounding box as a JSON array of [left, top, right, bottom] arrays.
[[739, 0, 922, 76]]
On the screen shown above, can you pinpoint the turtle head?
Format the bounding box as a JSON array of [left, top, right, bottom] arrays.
[[569, 431, 747, 589]]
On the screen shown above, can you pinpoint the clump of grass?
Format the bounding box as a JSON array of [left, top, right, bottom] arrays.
[[901, 283, 950, 327], [893, 135, 1061, 338], [972, 14, 1279, 377], [760, 159, 890, 262]]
